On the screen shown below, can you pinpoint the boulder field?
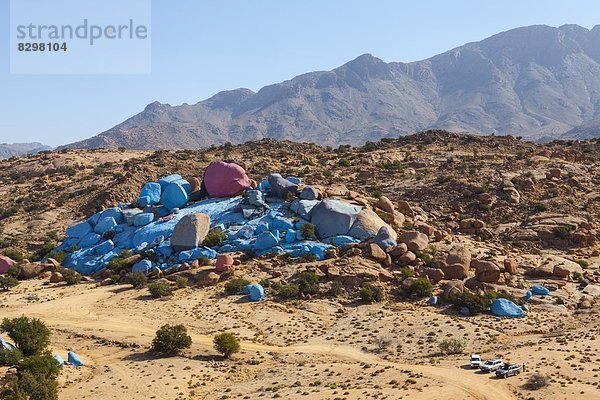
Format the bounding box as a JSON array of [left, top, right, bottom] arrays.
[[53, 164, 394, 276]]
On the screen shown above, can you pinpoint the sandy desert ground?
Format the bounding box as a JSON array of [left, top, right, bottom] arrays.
[[1, 276, 598, 400]]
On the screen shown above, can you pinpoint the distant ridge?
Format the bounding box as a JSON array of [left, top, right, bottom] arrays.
[[0, 142, 52, 159], [61, 24, 600, 150]]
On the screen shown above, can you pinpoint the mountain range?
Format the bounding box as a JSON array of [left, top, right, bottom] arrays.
[[62, 24, 600, 150], [0, 142, 52, 159]]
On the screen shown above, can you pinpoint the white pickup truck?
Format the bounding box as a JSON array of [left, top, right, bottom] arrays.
[[480, 358, 503, 373], [470, 354, 482, 368]]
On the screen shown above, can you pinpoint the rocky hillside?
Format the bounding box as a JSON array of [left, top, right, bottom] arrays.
[[0, 142, 51, 159], [2, 132, 599, 259], [61, 24, 600, 150]]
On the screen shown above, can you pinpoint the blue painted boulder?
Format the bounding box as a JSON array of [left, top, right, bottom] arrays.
[[491, 298, 524, 318], [66, 221, 92, 238], [373, 226, 397, 250], [158, 174, 183, 190], [94, 217, 117, 235], [134, 212, 155, 227], [100, 207, 124, 224], [92, 240, 114, 255], [290, 199, 319, 220], [310, 200, 361, 239], [78, 232, 102, 248], [160, 182, 189, 210], [131, 259, 152, 274], [53, 354, 64, 367], [253, 231, 279, 251], [267, 173, 298, 198], [531, 285, 550, 296], [137, 182, 162, 207], [243, 284, 264, 301], [68, 351, 84, 367]]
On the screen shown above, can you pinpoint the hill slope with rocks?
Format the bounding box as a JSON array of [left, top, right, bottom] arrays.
[[61, 24, 600, 150], [1, 132, 599, 400]]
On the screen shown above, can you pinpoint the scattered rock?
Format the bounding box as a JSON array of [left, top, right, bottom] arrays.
[[376, 196, 395, 214], [398, 231, 428, 252], [170, 213, 211, 251], [503, 258, 518, 275], [475, 260, 501, 283]]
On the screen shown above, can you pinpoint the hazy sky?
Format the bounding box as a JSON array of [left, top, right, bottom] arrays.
[[1, 0, 599, 146]]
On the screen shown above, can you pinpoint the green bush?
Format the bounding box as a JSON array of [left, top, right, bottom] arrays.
[[125, 271, 148, 289], [148, 282, 174, 298], [213, 332, 240, 359], [18, 354, 61, 379], [297, 270, 320, 295], [107, 250, 134, 273], [359, 284, 384, 303], [2, 369, 58, 400], [301, 223, 316, 239], [533, 203, 549, 212], [7, 263, 22, 279], [0, 347, 23, 366], [328, 281, 345, 297], [0, 276, 20, 291], [61, 268, 81, 285], [277, 284, 300, 300], [45, 250, 66, 265], [552, 226, 572, 239], [451, 291, 497, 315], [338, 158, 350, 167], [202, 229, 227, 248], [224, 278, 250, 295], [409, 278, 433, 298], [0, 317, 51, 356], [439, 338, 466, 355], [175, 277, 189, 288], [151, 324, 192, 355], [1, 248, 26, 262]]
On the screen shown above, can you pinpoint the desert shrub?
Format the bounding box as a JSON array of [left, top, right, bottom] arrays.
[[328, 281, 345, 297], [0, 347, 23, 366], [224, 278, 250, 295], [301, 223, 316, 239], [525, 373, 550, 390], [0, 316, 51, 356], [175, 277, 188, 288], [575, 259, 589, 268], [338, 158, 350, 167], [378, 160, 404, 172], [61, 268, 81, 285], [202, 229, 226, 248], [45, 250, 66, 265], [1, 248, 26, 262], [2, 370, 58, 400], [297, 270, 319, 295], [107, 250, 133, 273], [125, 271, 148, 289], [552, 226, 572, 238], [533, 203, 549, 212], [409, 278, 433, 298], [451, 291, 495, 315], [395, 267, 415, 282], [151, 324, 192, 355], [276, 284, 300, 300], [439, 338, 466, 355], [18, 354, 61, 378], [109, 274, 121, 284], [213, 332, 240, 359], [7, 263, 22, 278], [148, 282, 174, 298], [359, 284, 384, 303], [0, 276, 20, 291]]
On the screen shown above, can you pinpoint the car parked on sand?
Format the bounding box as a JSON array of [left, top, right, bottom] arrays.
[[470, 354, 482, 368], [495, 363, 522, 378], [480, 358, 503, 373]]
